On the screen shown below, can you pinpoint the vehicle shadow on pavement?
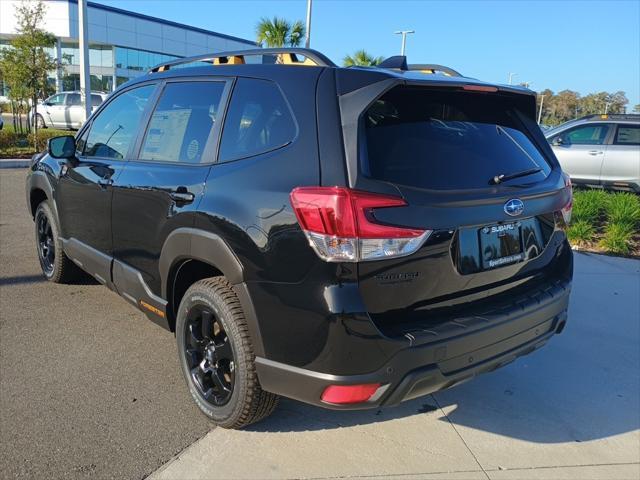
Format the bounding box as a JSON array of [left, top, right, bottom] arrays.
[[248, 334, 638, 444], [0, 274, 48, 286], [0, 273, 99, 286], [248, 260, 639, 443]]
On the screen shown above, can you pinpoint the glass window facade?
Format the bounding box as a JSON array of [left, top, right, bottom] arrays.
[[61, 42, 113, 68], [115, 47, 178, 71], [1, 38, 181, 95], [62, 74, 113, 93]]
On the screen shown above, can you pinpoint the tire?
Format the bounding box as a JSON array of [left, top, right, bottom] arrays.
[[34, 114, 46, 129], [34, 202, 80, 283], [176, 277, 279, 429]]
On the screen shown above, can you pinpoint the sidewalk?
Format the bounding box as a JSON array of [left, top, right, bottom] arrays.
[[149, 253, 640, 480], [0, 158, 30, 168]]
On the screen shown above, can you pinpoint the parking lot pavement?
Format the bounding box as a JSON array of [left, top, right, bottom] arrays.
[[2, 168, 639, 480], [1, 169, 212, 479]]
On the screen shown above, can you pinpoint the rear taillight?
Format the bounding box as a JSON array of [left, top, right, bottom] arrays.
[[561, 173, 572, 225], [290, 186, 432, 262], [321, 383, 381, 404]]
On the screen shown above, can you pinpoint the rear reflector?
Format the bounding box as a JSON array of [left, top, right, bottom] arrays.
[[290, 186, 432, 262], [321, 383, 381, 404], [561, 173, 573, 225]]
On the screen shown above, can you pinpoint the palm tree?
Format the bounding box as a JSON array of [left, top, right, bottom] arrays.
[[256, 17, 305, 48], [343, 50, 384, 67]]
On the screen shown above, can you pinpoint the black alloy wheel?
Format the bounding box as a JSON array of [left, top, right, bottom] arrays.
[[36, 209, 55, 276], [184, 306, 235, 406], [176, 277, 279, 429]]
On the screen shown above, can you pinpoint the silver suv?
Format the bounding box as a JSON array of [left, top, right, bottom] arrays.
[[31, 91, 109, 130], [546, 114, 639, 192]]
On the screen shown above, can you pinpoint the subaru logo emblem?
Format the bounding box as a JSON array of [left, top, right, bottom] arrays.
[[504, 198, 524, 217]]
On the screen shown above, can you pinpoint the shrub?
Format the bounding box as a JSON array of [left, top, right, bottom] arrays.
[[605, 192, 640, 227], [567, 220, 595, 245], [0, 127, 70, 154], [599, 222, 635, 255], [571, 189, 608, 223], [0, 130, 20, 150]]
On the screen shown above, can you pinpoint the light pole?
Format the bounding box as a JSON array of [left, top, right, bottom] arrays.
[[537, 95, 545, 124], [508, 72, 518, 85], [394, 30, 415, 56], [78, 0, 91, 122], [305, 0, 312, 48]]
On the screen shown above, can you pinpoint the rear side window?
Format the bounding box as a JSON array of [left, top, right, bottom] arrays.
[[91, 94, 104, 107], [363, 87, 552, 190], [219, 78, 296, 162], [139, 81, 225, 164], [84, 84, 155, 160], [614, 125, 640, 145]]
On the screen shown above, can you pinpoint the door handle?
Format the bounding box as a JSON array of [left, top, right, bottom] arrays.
[[169, 188, 195, 204], [588, 150, 604, 155]]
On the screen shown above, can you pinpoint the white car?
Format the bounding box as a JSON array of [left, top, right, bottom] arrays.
[[31, 91, 109, 130], [546, 114, 640, 192]]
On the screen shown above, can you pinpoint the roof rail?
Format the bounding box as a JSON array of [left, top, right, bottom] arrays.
[[374, 55, 462, 77], [408, 64, 462, 77], [581, 113, 639, 121], [149, 48, 336, 73]]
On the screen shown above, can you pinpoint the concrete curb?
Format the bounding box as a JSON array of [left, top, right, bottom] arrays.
[[0, 159, 30, 168]]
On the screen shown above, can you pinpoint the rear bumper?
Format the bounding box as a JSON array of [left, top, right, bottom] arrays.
[[255, 279, 570, 409]]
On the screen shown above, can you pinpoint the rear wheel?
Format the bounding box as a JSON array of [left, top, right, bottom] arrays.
[[34, 202, 79, 283], [176, 277, 278, 429]]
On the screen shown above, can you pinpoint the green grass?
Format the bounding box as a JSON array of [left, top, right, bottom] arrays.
[[599, 222, 636, 255], [567, 188, 639, 256], [605, 192, 640, 226], [566, 219, 596, 245], [571, 189, 608, 223]]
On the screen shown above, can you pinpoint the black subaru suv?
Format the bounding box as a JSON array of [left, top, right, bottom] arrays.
[[26, 48, 573, 429]]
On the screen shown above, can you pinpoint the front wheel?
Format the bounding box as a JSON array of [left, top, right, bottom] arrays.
[[34, 202, 80, 283], [176, 277, 278, 429], [34, 114, 46, 129]]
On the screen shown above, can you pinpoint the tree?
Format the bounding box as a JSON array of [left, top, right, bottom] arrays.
[[343, 50, 384, 67], [633, 104, 640, 114], [0, 0, 58, 147], [538, 88, 630, 126], [255, 17, 305, 47]]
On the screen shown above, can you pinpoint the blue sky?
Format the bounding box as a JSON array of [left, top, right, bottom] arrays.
[[103, 0, 640, 107]]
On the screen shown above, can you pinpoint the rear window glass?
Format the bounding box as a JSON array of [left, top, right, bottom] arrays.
[[362, 87, 551, 190]]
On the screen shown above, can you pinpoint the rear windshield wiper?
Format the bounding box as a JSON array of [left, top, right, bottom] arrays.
[[490, 167, 542, 185]]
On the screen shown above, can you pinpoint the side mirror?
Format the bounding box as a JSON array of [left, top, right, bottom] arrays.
[[552, 137, 564, 146], [48, 135, 76, 159]]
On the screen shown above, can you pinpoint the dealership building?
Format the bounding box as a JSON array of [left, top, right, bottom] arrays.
[[0, 0, 256, 96]]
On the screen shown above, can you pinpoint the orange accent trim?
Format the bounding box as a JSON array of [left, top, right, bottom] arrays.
[[277, 53, 317, 66], [140, 300, 165, 318], [212, 55, 245, 65]]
